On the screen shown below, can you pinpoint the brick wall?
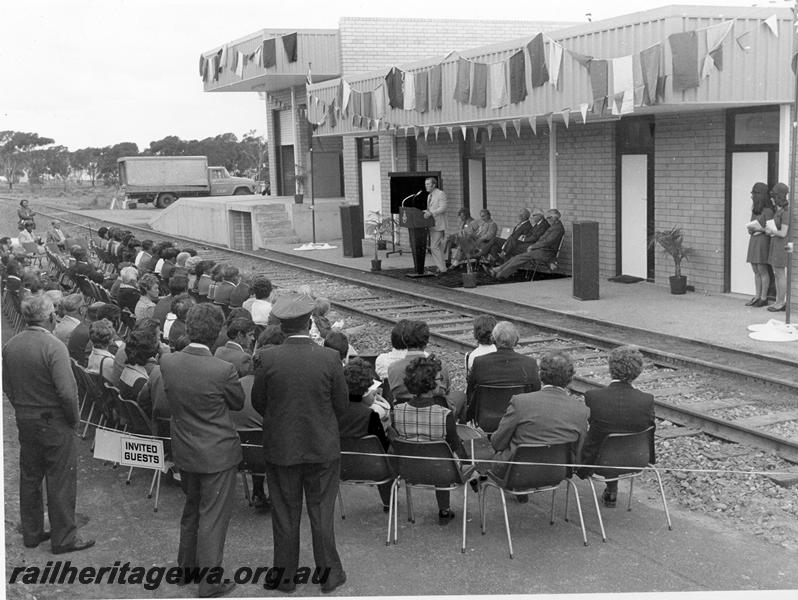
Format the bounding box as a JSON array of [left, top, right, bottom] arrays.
[[557, 122, 616, 276], [338, 17, 573, 75], [655, 111, 726, 293]]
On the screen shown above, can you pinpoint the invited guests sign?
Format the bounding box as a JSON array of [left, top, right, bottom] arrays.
[[93, 429, 164, 470]]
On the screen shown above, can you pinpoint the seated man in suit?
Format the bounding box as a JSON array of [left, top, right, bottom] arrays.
[[473, 209, 499, 260], [480, 208, 533, 264], [488, 209, 565, 280], [490, 351, 589, 501], [577, 346, 655, 508], [67, 246, 105, 284], [214, 317, 255, 377], [501, 208, 550, 258], [465, 321, 540, 423]]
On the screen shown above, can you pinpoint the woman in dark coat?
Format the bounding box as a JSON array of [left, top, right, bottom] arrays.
[[745, 182, 774, 307]]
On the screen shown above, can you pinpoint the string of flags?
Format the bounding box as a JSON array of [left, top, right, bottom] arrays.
[[302, 13, 784, 135], [199, 32, 299, 83]]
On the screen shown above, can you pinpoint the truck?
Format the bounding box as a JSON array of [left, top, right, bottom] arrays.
[[117, 156, 257, 208]]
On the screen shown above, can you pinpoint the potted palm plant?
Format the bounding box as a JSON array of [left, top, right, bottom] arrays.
[[649, 227, 694, 294], [365, 210, 393, 271]]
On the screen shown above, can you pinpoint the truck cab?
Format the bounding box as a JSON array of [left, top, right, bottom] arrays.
[[209, 167, 256, 196]]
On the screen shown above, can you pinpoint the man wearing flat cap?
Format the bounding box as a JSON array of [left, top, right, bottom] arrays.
[[252, 293, 348, 594]]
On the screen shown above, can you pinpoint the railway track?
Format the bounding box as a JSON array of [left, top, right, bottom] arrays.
[[9, 200, 798, 464]]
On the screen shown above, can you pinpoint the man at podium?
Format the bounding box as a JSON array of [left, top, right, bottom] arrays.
[[423, 177, 448, 275]]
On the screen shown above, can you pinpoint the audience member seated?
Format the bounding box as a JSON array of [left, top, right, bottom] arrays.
[[193, 260, 215, 301], [213, 308, 250, 352], [228, 272, 251, 309], [242, 276, 273, 325], [67, 246, 104, 284], [472, 209, 499, 260], [392, 355, 468, 524], [387, 320, 465, 418], [490, 351, 589, 494], [339, 357, 392, 511], [485, 208, 533, 261], [17, 222, 45, 254], [53, 293, 85, 346], [324, 331, 351, 365], [134, 240, 154, 271], [310, 297, 333, 344], [374, 319, 410, 381], [116, 266, 141, 315], [464, 314, 497, 374], [488, 209, 565, 280], [213, 264, 239, 309], [577, 346, 655, 508], [159, 248, 179, 280], [214, 317, 255, 377], [109, 318, 164, 387], [134, 273, 161, 322], [445, 208, 477, 267], [165, 293, 195, 350], [206, 263, 224, 302], [119, 328, 161, 412], [47, 221, 69, 250], [252, 324, 285, 370], [153, 275, 188, 328], [170, 251, 191, 282], [504, 208, 550, 259], [87, 319, 117, 383], [465, 321, 540, 423], [67, 301, 105, 366]]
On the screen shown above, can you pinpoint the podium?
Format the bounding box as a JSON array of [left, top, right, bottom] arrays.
[[400, 206, 434, 276]]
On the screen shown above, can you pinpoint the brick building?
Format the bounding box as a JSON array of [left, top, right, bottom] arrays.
[[202, 6, 797, 298]]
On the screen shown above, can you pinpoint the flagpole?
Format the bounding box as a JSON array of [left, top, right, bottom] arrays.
[[308, 62, 317, 244], [787, 3, 798, 324]]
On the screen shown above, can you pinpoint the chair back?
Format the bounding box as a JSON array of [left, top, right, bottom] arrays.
[[474, 384, 530, 433], [501, 442, 574, 491], [119, 397, 156, 436], [594, 427, 653, 479], [102, 382, 126, 430], [391, 438, 464, 487], [238, 427, 265, 476], [340, 435, 394, 483]]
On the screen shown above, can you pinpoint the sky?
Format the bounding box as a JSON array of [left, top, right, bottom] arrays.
[[0, 0, 789, 152]]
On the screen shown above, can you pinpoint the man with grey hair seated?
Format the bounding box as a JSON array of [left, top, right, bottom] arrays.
[[2, 295, 95, 553], [490, 351, 589, 495], [577, 346, 655, 508], [465, 321, 540, 423], [53, 293, 85, 346]]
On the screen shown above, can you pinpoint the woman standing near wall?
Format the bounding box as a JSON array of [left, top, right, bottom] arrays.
[[745, 182, 774, 307], [766, 182, 790, 312]]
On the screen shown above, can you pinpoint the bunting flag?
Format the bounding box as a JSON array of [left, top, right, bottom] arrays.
[[212, 50, 222, 81], [701, 54, 718, 79], [461, 125, 468, 140], [341, 80, 352, 115], [282, 32, 298, 62], [486, 125, 493, 141], [548, 40, 564, 88], [373, 84, 384, 117], [385, 67, 404, 109], [470, 62, 488, 108], [736, 31, 751, 52], [632, 54, 644, 106], [579, 103, 589, 123], [415, 71, 428, 113], [489, 61, 508, 109], [434, 126, 440, 141], [528, 33, 549, 88], [706, 20, 733, 71], [350, 91, 362, 117], [511, 118, 522, 137], [220, 46, 228, 69], [327, 99, 337, 128], [454, 58, 471, 103], [569, 50, 593, 68], [423, 125, 430, 140], [561, 109, 570, 128], [611, 55, 634, 115], [446, 125, 455, 140], [764, 14, 779, 37], [528, 117, 537, 135], [199, 55, 206, 77], [508, 50, 527, 103], [263, 38, 277, 68], [545, 113, 554, 131], [669, 31, 700, 92], [253, 45, 263, 67], [235, 51, 244, 78], [656, 75, 668, 103], [201, 57, 209, 82], [403, 71, 416, 110], [499, 120, 508, 138], [588, 59, 608, 114], [429, 64, 442, 109], [640, 44, 662, 106], [362, 91, 374, 119]]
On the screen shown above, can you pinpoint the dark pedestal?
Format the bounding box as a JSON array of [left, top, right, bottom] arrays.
[[340, 205, 363, 258], [572, 221, 599, 300]]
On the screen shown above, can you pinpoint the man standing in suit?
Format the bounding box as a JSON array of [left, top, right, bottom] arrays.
[[214, 317, 255, 377], [160, 303, 243, 598], [423, 177, 448, 275], [252, 293, 348, 594], [3, 295, 95, 554], [466, 321, 540, 422], [489, 209, 565, 280], [491, 351, 589, 487], [577, 346, 655, 507]]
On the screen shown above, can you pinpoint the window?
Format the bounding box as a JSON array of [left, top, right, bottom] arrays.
[[733, 109, 779, 146], [358, 137, 379, 160]]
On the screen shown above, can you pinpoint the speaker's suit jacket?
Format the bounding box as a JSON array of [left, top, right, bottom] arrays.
[[578, 381, 655, 476]]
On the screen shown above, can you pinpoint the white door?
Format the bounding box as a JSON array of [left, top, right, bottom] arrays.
[[468, 159, 484, 219], [621, 154, 648, 278], [360, 161, 382, 224], [730, 152, 768, 295]]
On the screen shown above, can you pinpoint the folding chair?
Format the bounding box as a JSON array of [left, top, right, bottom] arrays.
[[337, 435, 396, 545], [71, 359, 103, 439], [390, 438, 477, 553], [525, 235, 565, 281], [21, 242, 43, 267], [471, 384, 530, 434], [237, 428, 266, 506], [587, 426, 672, 542], [480, 441, 588, 558], [119, 397, 165, 512]]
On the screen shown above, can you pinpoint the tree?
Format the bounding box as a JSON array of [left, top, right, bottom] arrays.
[[148, 135, 187, 156], [99, 142, 139, 185], [0, 131, 55, 189], [241, 130, 268, 182], [72, 147, 103, 187], [27, 146, 70, 188]]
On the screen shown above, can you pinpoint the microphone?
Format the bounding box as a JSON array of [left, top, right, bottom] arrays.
[[414, 190, 423, 197]]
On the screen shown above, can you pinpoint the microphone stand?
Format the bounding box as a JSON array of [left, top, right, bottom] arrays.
[[387, 192, 420, 257]]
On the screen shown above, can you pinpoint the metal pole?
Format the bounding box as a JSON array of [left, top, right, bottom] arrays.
[[787, 2, 798, 324], [310, 137, 316, 244]]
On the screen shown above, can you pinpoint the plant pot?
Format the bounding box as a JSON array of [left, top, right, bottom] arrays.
[[462, 271, 478, 288], [294, 193, 304, 204], [371, 259, 382, 272], [669, 275, 687, 295], [377, 240, 387, 250]]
